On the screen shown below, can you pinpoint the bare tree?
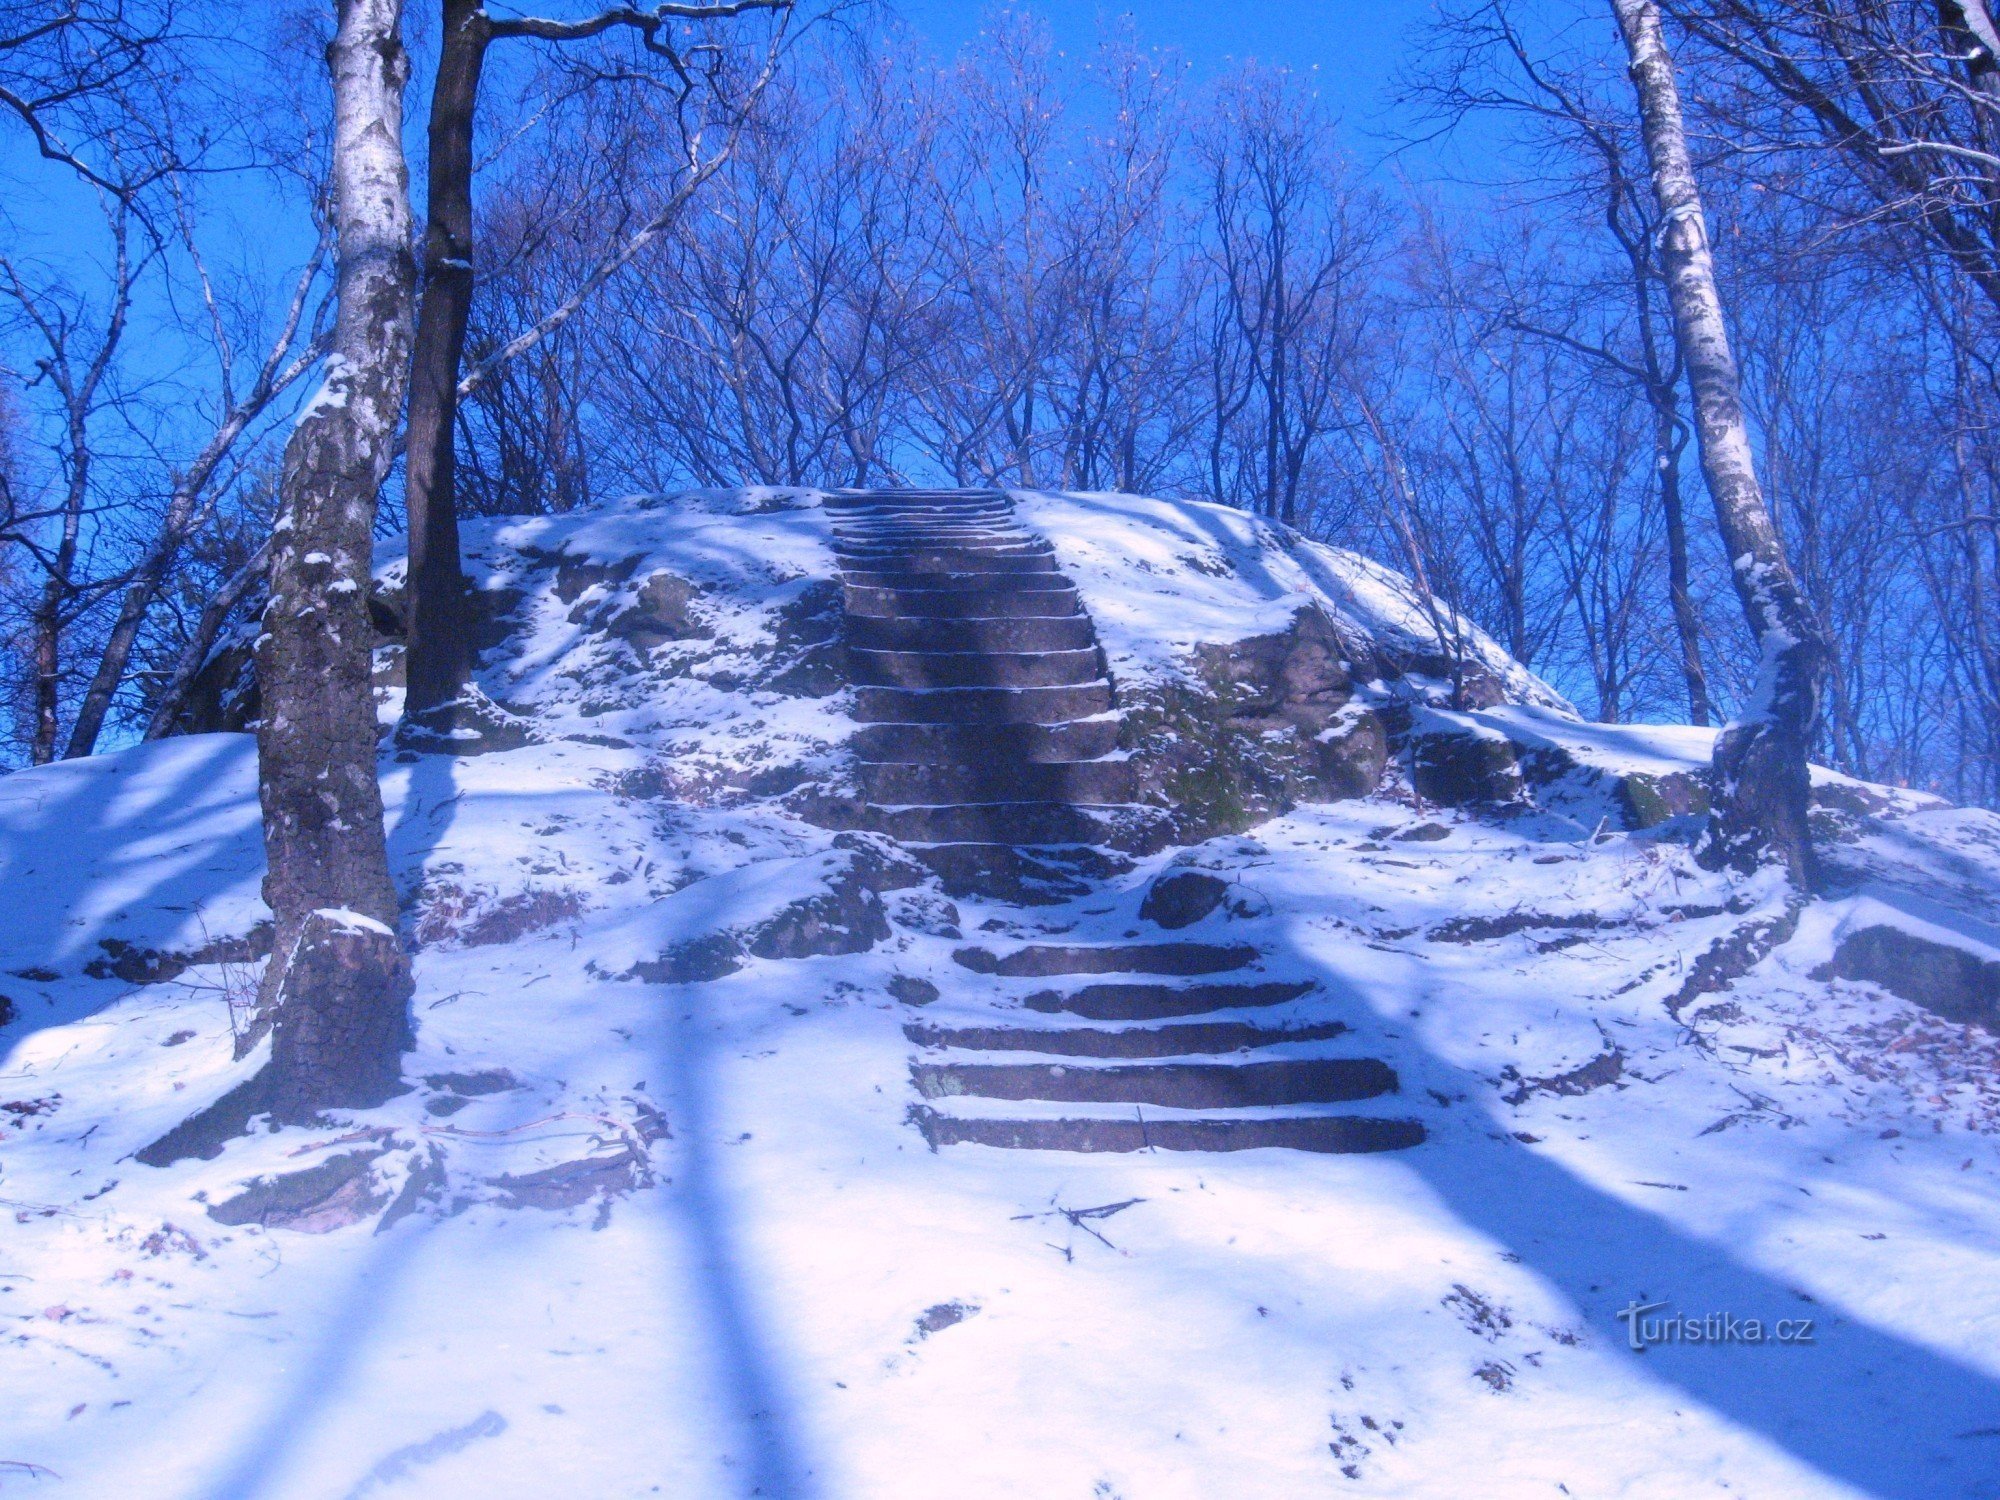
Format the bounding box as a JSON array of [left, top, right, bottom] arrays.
[[1611, 0, 1828, 880], [400, 0, 796, 723], [1408, 0, 1716, 724], [248, 0, 420, 1124], [1195, 68, 1389, 527]]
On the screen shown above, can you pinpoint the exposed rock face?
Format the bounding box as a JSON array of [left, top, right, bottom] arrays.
[[622, 836, 925, 985], [207, 1148, 389, 1233], [1119, 606, 1390, 842], [1820, 925, 2000, 1032], [85, 925, 273, 985], [1400, 714, 1525, 807], [164, 495, 1574, 854]]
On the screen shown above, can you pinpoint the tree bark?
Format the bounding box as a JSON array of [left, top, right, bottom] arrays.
[[141, 536, 273, 741], [1655, 406, 1713, 725], [399, 0, 487, 720], [253, 0, 418, 1120], [1611, 0, 1828, 883]]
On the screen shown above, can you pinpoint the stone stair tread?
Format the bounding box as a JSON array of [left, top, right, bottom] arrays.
[[875, 803, 1170, 855], [954, 941, 1259, 977], [847, 647, 1104, 690], [1019, 979, 1318, 1019], [837, 554, 1060, 573], [845, 616, 1097, 652], [844, 587, 1085, 619], [850, 717, 1121, 763], [841, 573, 1075, 593], [909, 1105, 1427, 1154], [912, 843, 1134, 904], [912, 1056, 1398, 1107], [852, 683, 1113, 725], [903, 1018, 1353, 1058], [859, 760, 1135, 805]]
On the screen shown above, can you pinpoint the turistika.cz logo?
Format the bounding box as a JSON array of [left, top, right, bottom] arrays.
[[1616, 1299, 1816, 1351]]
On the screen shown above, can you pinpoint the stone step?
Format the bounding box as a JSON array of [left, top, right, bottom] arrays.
[[1021, 979, 1317, 1020], [833, 531, 1046, 547], [827, 504, 1015, 521], [875, 801, 1167, 851], [825, 496, 1009, 511], [847, 647, 1102, 691], [836, 524, 1032, 536], [904, 1018, 1351, 1058], [912, 1057, 1398, 1108], [913, 842, 1133, 904], [834, 551, 1058, 575], [910, 1107, 1427, 1154], [845, 614, 1097, 654], [852, 682, 1112, 725], [844, 586, 1083, 619], [851, 717, 1119, 763], [836, 546, 1047, 565], [841, 570, 1074, 593], [953, 941, 1259, 977], [860, 758, 1135, 805], [824, 494, 1008, 506]]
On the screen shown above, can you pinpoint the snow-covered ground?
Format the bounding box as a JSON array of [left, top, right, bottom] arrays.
[[3, 491, 1999, 1499]]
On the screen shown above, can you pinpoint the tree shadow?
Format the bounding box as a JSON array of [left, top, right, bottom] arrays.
[[660, 973, 818, 1500], [0, 733, 267, 1051], [1288, 932, 2000, 1497]]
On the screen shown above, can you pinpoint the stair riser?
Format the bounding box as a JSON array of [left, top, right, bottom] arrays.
[[852, 684, 1112, 725], [827, 506, 1015, 521], [955, 942, 1259, 977], [841, 572, 1076, 594], [1020, 980, 1318, 1020], [845, 588, 1083, 619], [904, 1019, 1352, 1058], [851, 718, 1121, 763], [861, 759, 1135, 805], [913, 843, 1134, 904], [833, 523, 1030, 536], [913, 1058, 1399, 1107], [878, 802, 1165, 849], [835, 552, 1057, 574], [847, 648, 1103, 690], [912, 1109, 1428, 1154], [845, 615, 1097, 653], [828, 500, 1016, 512]]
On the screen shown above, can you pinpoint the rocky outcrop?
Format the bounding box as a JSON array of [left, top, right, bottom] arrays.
[[1119, 605, 1391, 842], [619, 835, 926, 984], [1818, 924, 2000, 1032]]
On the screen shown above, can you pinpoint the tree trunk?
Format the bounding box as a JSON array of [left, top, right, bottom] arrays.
[[253, 0, 418, 1121], [30, 576, 61, 763], [141, 537, 273, 741], [1655, 404, 1713, 725], [1611, 0, 1828, 883], [400, 0, 488, 721]]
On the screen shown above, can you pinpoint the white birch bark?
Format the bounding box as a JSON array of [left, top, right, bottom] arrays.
[[1610, 0, 1829, 883], [251, 0, 419, 1117]]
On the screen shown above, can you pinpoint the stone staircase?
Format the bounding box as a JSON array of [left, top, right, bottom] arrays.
[[829, 487, 1163, 902], [829, 489, 1424, 1155]]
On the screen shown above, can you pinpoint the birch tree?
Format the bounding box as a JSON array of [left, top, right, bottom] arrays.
[[1610, 0, 1827, 881], [249, 0, 419, 1123]]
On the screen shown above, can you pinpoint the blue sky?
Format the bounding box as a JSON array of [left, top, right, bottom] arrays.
[[887, 0, 1444, 136]]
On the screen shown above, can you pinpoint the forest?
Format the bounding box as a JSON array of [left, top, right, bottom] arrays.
[[2, 0, 1995, 804]]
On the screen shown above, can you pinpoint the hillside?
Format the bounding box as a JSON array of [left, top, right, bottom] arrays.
[[3, 488, 1999, 1499]]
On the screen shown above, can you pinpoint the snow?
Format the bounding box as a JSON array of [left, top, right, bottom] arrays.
[[1010, 489, 1572, 712], [4, 490, 2000, 1498]]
